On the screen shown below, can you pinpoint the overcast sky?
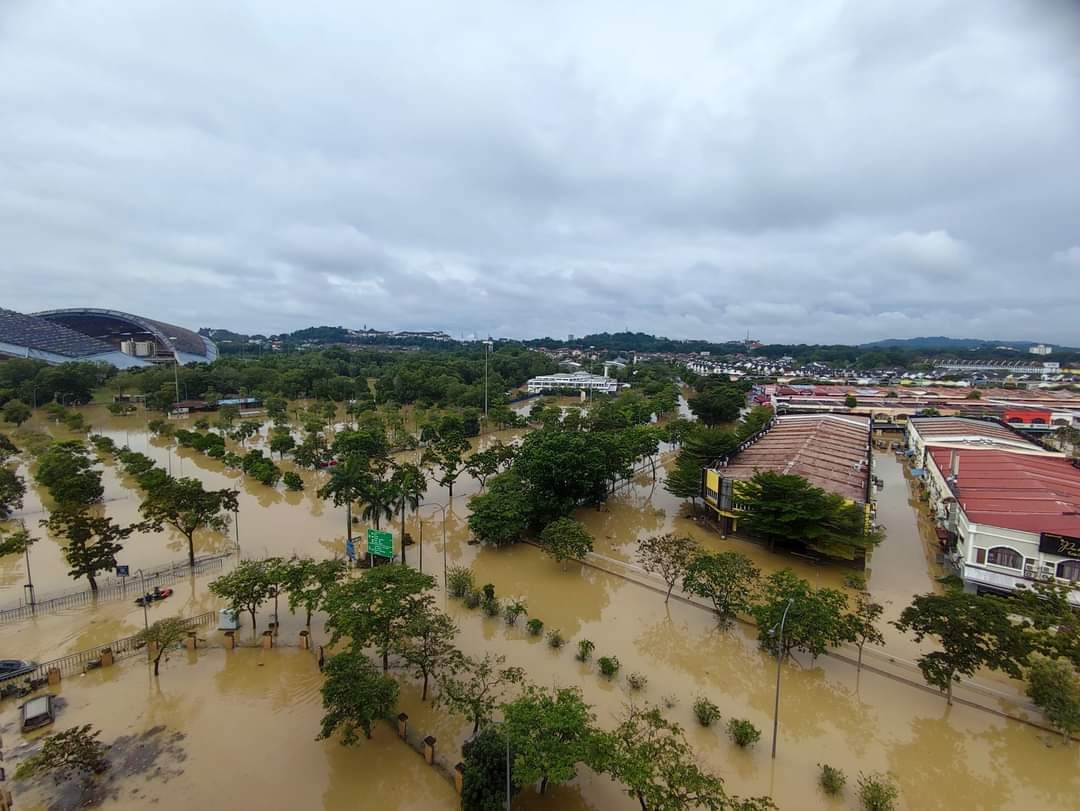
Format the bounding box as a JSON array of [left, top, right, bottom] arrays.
[[1, 2, 1078, 344]]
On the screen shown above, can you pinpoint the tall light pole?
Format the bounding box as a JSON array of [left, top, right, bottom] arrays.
[[483, 339, 493, 431], [769, 598, 795, 759]]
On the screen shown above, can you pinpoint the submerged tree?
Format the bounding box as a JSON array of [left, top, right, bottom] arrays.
[[15, 724, 109, 790], [34, 440, 104, 508], [539, 517, 593, 568], [461, 726, 519, 811], [42, 507, 134, 592], [208, 559, 278, 629], [318, 651, 399, 742], [750, 568, 853, 662], [637, 533, 698, 604], [138, 617, 191, 676], [437, 652, 524, 735], [1026, 654, 1080, 742], [392, 605, 458, 701], [139, 477, 238, 568], [682, 551, 759, 625], [894, 591, 1029, 705]]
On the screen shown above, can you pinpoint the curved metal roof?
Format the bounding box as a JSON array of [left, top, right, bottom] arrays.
[[33, 308, 217, 362]]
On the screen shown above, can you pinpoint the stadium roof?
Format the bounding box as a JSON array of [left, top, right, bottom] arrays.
[[34, 308, 216, 362], [0, 307, 115, 358]]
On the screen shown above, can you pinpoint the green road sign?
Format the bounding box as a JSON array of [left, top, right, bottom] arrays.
[[367, 528, 393, 559]]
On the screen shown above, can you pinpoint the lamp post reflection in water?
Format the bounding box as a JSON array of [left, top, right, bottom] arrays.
[[416, 503, 448, 593]]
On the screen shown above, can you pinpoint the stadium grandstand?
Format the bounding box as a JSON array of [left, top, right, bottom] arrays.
[[0, 307, 217, 367]]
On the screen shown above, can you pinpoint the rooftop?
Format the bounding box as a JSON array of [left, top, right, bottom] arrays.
[[0, 307, 115, 358], [910, 417, 1051, 453], [927, 447, 1080, 536], [715, 413, 870, 502]]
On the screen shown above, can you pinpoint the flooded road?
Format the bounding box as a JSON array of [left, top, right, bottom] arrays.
[[2, 405, 1077, 810]]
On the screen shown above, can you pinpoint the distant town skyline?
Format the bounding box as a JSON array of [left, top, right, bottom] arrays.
[[1, 2, 1078, 344]]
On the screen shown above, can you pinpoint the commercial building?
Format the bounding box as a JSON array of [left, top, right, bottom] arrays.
[[526, 370, 619, 394], [906, 417, 1053, 461], [703, 413, 873, 537], [920, 447, 1080, 604]]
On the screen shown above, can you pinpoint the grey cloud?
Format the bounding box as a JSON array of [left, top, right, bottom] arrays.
[[1, 0, 1078, 344]]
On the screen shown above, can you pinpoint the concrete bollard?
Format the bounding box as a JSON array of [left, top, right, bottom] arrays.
[[423, 736, 436, 765], [224, 631, 235, 650], [47, 668, 61, 686], [261, 630, 274, 649], [397, 713, 408, 740], [298, 630, 310, 650], [184, 631, 197, 651], [454, 763, 465, 796], [99, 648, 114, 667]]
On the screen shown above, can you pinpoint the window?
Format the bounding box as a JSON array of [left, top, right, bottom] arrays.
[[1057, 560, 1080, 582], [987, 547, 1023, 570], [975, 548, 986, 564]]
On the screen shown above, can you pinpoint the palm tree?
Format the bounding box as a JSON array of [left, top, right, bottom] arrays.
[[317, 455, 371, 561], [358, 459, 396, 531], [392, 462, 427, 564]]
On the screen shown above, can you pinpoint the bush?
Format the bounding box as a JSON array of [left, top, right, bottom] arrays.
[[283, 471, 304, 491], [693, 697, 721, 727], [626, 672, 648, 691], [575, 639, 595, 662], [482, 596, 502, 617], [546, 629, 565, 649], [464, 590, 483, 610], [598, 656, 621, 679], [857, 772, 899, 811], [526, 618, 544, 636], [482, 583, 496, 601], [662, 694, 678, 709], [503, 600, 527, 626], [726, 718, 761, 748], [819, 764, 846, 796], [447, 566, 475, 599]]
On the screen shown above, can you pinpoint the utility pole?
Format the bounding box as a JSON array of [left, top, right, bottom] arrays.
[[770, 598, 795, 759], [483, 339, 493, 428]]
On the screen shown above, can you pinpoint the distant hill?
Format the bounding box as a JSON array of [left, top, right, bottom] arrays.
[[860, 336, 1038, 350]]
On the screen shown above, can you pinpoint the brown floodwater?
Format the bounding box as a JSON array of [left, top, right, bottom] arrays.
[[2, 405, 1077, 810]]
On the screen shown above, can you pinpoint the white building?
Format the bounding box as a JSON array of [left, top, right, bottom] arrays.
[[526, 370, 619, 394], [1029, 344, 1053, 355], [920, 446, 1080, 605]]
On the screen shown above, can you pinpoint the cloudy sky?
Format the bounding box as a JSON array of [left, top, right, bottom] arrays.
[[1, 1, 1078, 344]]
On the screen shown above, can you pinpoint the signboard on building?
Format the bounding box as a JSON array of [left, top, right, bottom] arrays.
[[367, 528, 393, 559], [1039, 532, 1080, 557]]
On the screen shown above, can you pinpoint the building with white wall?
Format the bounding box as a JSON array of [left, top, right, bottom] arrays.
[[526, 370, 619, 394]]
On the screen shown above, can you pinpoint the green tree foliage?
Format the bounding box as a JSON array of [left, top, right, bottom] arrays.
[[637, 533, 698, 603], [857, 772, 899, 811], [502, 685, 600, 795], [539, 517, 593, 567], [392, 461, 426, 563], [991, 580, 1080, 667], [14, 724, 109, 788], [603, 704, 774, 811], [461, 726, 519, 811], [138, 617, 191, 676], [208, 558, 278, 628], [2, 400, 32, 426], [282, 471, 303, 491], [139, 477, 239, 568], [0, 465, 25, 519], [436, 652, 524, 734], [894, 591, 1030, 704], [392, 604, 458, 701], [664, 426, 739, 508], [317, 454, 369, 547], [278, 556, 346, 625], [268, 428, 296, 459], [0, 432, 18, 462], [323, 565, 436, 671], [687, 378, 746, 426], [736, 471, 881, 560], [35, 440, 104, 508], [423, 432, 471, 503], [750, 569, 854, 662], [42, 507, 134, 592], [467, 472, 531, 547], [1026, 654, 1080, 742], [682, 551, 759, 625], [317, 651, 399, 743], [850, 591, 885, 672]]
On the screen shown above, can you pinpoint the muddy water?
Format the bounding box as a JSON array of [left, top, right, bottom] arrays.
[[5, 648, 457, 811], [3, 405, 1077, 810]]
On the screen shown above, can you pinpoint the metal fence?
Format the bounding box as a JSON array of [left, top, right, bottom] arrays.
[[0, 553, 231, 625], [0, 611, 216, 697]]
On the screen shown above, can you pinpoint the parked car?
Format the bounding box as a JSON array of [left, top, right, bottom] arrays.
[[20, 695, 55, 731], [0, 659, 37, 679]]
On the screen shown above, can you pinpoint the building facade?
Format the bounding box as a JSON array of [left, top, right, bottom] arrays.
[[526, 370, 619, 394]]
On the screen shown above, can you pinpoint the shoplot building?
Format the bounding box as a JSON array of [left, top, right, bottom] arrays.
[[913, 421, 1080, 605]]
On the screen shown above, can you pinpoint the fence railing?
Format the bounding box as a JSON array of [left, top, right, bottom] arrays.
[[0, 611, 216, 696], [0, 553, 231, 625]]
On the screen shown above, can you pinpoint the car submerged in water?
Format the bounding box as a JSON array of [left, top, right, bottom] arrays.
[[0, 659, 37, 679]]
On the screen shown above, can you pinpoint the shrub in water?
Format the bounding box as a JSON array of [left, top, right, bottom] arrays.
[[726, 718, 761, 748], [503, 600, 527, 626], [482, 583, 496, 601], [693, 697, 721, 727], [282, 472, 304, 491], [464, 590, 482, 610], [546, 629, 565, 649], [626, 672, 648, 691], [526, 618, 544, 636], [447, 566, 475, 599], [819, 764, 846, 796], [575, 639, 595, 662], [482, 596, 502, 617], [598, 656, 621, 679], [857, 772, 899, 811]]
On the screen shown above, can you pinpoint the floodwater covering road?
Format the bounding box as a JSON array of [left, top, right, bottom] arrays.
[[1, 405, 1077, 810]]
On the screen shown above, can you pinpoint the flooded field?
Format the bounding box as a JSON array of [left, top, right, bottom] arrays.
[[2, 404, 1077, 810]]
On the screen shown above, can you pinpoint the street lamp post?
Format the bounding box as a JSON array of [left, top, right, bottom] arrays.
[[136, 568, 149, 630], [483, 339, 493, 432], [769, 598, 795, 759]]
